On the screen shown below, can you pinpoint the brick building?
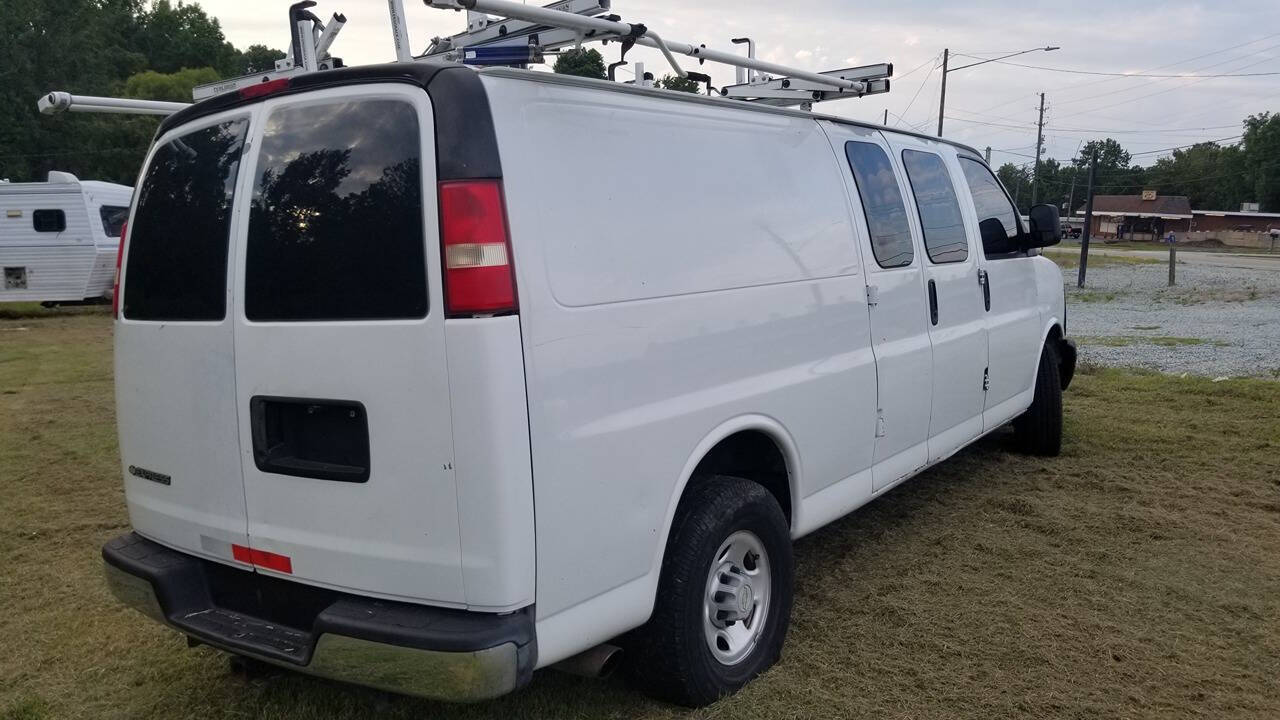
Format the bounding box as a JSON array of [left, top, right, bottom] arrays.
[[1077, 193, 1192, 241]]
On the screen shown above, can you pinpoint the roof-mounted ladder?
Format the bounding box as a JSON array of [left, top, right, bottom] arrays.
[[38, 0, 890, 117], [421, 0, 892, 108]]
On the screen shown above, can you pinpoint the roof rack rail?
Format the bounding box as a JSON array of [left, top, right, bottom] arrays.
[[421, 0, 892, 108], [37, 0, 890, 116]]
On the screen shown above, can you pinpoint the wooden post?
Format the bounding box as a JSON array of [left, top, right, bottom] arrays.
[[1078, 152, 1097, 288], [1168, 240, 1176, 286]]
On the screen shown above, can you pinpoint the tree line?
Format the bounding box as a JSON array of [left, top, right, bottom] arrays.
[[1, 0, 284, 184], [996, 114, 1280, 215]]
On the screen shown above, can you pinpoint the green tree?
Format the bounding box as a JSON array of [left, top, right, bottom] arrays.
[[1241, 112, 1280, 211], [553, 48, 606, 79], [996, 163, 1032, 214], [1075, 138, 1131, 173], [135, 0, 240, 76], [657, 74, 701, 93], [124, 67, 221, 102], [238, 44, 287, 75]]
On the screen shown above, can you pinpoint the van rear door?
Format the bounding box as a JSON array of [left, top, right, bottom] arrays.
[[230, 85, 466, 605], [116, 113, 252, 560]]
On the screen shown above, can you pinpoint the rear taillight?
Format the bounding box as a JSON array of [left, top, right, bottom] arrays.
[[112, 220, 127, 318], [438, 179, 516, 316]]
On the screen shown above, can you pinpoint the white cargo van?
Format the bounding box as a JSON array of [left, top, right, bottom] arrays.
[[0, 171, 131, 304], [102, 61, 1076, 706]]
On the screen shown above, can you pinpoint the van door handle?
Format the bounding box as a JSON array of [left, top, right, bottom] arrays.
[[927, 279, 938, 326], [978, 269, 991, 311]]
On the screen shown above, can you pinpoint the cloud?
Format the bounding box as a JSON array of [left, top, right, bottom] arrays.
[[794, 49, 813, 60]]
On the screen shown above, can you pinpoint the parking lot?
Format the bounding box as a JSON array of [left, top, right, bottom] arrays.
[[2, 304, 1278, 719], [1050, 247, 1280, 379]]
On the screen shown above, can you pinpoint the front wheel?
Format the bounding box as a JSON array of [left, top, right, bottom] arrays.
[[1014, 341, 1063, 456], [624, 475, 794, 707]]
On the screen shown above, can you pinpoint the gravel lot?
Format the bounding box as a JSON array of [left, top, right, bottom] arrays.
[[1057, 253, 1280, 379]]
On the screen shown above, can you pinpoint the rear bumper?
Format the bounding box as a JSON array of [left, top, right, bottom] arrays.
[[102, 533, 536, 702]]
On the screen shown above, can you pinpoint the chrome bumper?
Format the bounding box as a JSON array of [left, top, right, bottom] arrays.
[[103, 534, 535, 702]]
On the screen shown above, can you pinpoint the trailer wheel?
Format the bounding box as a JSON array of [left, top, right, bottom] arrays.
[[1014, 341, 1063, 456], [625, 475, 793, 707]]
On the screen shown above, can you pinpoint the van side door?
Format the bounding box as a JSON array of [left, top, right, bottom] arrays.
[[820, 122, 933, 491], [955, 155, 1044, 428], [888, 138, 990, 462]]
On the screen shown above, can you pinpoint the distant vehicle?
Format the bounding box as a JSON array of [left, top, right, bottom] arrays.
[[0, 171, 131, 305]]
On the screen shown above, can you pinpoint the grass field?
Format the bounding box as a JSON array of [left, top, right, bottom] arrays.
[[3, 306, 1279, 720]]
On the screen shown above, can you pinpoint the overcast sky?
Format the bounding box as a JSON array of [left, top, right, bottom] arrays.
[[200, 0, 1279, 168]]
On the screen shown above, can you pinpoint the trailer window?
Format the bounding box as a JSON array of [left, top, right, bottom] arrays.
[[902, 150, 969, 264], [843, 141, 914, 268], [123, 119, 248, 321], [244, 99, 427, 321], [958, 157, 1022, 257], [33, 209, 66, 233], [99, 206, 129, 238]]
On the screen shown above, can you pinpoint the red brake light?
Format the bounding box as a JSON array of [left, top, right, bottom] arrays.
[[239, 77, 290, 100], [112, 219, 127, 318], [439, 179, 516, 316]]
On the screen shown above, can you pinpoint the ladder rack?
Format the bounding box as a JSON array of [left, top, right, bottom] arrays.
[[422, 0, 892, 107], [38, 0, 891, 116]]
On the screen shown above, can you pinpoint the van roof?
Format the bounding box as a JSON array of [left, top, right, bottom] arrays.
[[477, 66, 987, 160], [159, 61, 988, 168]]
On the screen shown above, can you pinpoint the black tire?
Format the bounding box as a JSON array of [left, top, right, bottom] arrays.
[[1014, 341, 1063, 456], [624, 475, 793, 707]]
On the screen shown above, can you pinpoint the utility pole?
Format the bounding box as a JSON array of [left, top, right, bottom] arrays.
[[1078, 151, 1097, 288], [937, 48, 949, 137], [1031, 92, 1046, 205], [984, 146, 992, 164], [884, 108, 889, 126]]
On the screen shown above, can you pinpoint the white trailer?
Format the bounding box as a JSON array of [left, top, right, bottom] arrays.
[[0, 171, 132, 304]]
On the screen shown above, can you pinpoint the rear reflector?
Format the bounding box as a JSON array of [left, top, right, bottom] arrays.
[[239, 77, 290, 100], [112, 219, 127, 318], [438, 179, 516, 316], [231, 543, 293, 574]]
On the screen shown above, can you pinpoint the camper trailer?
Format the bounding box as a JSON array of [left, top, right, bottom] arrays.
[[0, 171, 132, 305]]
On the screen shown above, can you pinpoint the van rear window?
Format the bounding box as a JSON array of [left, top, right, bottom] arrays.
[[123, 119, 248, 321], [244, 100, 427, 321]]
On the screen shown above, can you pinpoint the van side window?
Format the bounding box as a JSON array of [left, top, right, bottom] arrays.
[[958, 157, 1022, 258], [843, 141, 913, 268], [124, 118, 249, 321], [32, 209, 66, 233], [245, 100, 427, 322], [100, 206, 129, 238], [901, 150, 969, 264]]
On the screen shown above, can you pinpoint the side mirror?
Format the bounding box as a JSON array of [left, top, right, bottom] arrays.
[[978, 217, 1019, 255], [1026, 204, 1062, 248]]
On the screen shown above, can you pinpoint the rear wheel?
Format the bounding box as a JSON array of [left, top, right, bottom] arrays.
[[625, 475, 793, 707], [1014, 341, 1063, 456]]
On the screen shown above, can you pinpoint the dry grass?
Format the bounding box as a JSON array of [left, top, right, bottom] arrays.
[[1042, 249, 1163, 270], [3, 311, 1279, 720]]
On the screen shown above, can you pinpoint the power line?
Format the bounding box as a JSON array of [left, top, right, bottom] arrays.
[[944, 109, 1244, 134], [896, 53, 940, 128], [1051, 41, 1280, 114], [950, 53, 1280, 78], [1129, 136, 1243, 157]]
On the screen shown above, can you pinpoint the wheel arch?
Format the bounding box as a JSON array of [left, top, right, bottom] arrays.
[[648, 416, 800, 580]]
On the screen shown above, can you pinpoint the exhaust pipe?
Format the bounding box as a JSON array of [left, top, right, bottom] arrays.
[[551, 643, 623, 678]]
